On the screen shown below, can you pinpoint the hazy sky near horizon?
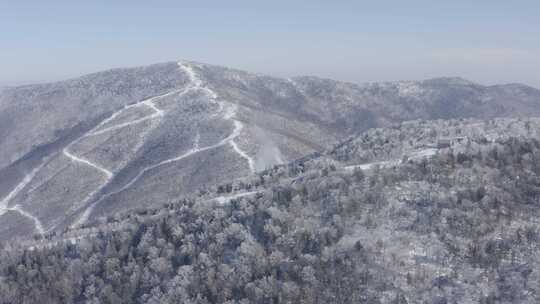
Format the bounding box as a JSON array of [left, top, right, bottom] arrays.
[[1, 0, 539, 87]]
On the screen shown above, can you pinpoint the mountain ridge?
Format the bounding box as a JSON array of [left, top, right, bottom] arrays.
[[2, 117, 540, 303], [4, 60, 539, 91], [1, 60, 540, 241]]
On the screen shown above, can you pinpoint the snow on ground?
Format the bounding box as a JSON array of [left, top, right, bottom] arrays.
[[4, 61, 263, 234], [408, 148, 438, 160], [88, 114, 157, 137], [0, 161, 49, 234], [345, 160, 400, 171], [1, 87, 175, 232], [344, 148, 439, 172], [0, 162, 47, 216], [230, 130, 256, 173], [212, 191, 259, 205], [63, 149, 113, 178], [88, 91, 169, 137], [397, 81, 424, 98], [10, 205, 45, 234], [73, 62, 258, 227]]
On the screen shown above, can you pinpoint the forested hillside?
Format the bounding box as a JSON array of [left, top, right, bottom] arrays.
[[2, 60, 540, 241], [1, 118, 539, 303]]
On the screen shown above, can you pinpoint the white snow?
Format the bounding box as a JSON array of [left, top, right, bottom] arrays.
[[10, 205, 45, 234], [345, 160, 399, 171], [0, 160, 50, 233], [3, 61, 255, 232], [88, 115, 156, 137], [74, 62, 257, 226], [87, 91, 169, 137], [63, 149, 113, 178], [229, 120, 256, 173], [67, 89, 181, 227], [0, 163, 46, 215], [397, 82, 424, 98], [178, 61, 202, 87], [82, 112, 247, 211], [408, 148, 438, 160], [230, 140, 256, 173], [141, 98, 165, 116], [213, 191, 259, 205], [344, 148, 439, 172]]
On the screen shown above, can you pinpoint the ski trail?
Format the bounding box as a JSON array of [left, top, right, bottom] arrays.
[[230, 139, 256, 173], [10, 205, 45, 234], [88, 114, 157, 137], [0, 163, 47, 216], [142, 99, 165, 116], [63, 88, 179, 212], [63, 148, 113, 178], [67, 95, 171, 227], [72, 84, 199, 227], [227, 117, 255, 172], [63, 89, 174, 178], [73, 103, 247, 227], [95, 102, 145, 128], [178, 62, 256, 173], [73, 61, 255, 226], [0, 86, 181, 233], [178, 61, 203, 87], [87, 91, 170, 137]]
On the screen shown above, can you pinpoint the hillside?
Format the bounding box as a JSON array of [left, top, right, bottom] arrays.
[[0, 118, 539, 303], [1, 61, 540, 240]]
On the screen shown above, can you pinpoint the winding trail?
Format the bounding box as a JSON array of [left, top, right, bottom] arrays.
[[0, 163, 47, 216], [63, 149, 113, 178], [0, 162, 49, 233], [2, 61, 258, 232], [64, 89, 173, 227], [0, 84, 176, 234], [176, 63, 255, 174], [88, 115, 156, 137], [72, 61, 257, 226], [10, 205, 45, 234], [2, 61, 258, 235], [230, 140, 256, 173]]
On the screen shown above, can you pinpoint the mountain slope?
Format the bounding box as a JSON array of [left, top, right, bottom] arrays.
[[1, 118, 539, 303], [1, 61, 540, 240]]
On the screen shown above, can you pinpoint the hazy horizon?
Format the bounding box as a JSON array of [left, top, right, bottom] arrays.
[[2, 1, 539, 87], [1, 59, 539, 90]]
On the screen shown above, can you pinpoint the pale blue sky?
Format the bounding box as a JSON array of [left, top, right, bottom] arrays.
[[1, 0, 539, 87]]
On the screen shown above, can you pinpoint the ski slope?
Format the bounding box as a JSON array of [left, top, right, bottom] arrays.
[[73, 61, 257, 226]]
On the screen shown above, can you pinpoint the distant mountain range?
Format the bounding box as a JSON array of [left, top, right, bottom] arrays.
[[1, 60, 540, 241]]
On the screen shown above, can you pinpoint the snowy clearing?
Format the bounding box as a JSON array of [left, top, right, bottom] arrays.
[[213, 191, 260, 205], [344, 148, 439, 172]]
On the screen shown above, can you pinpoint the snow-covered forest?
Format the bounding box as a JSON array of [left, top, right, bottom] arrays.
[[1, 118, 539, 303]]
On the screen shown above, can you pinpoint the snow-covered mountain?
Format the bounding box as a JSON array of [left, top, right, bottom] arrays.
[[3, 117, 540, 303], [1, 60, 540, 240]]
